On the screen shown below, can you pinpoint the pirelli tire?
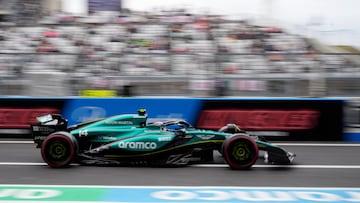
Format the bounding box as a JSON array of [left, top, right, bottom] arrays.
[[41, 131, 78, 168], [222, 135, 259, 170]]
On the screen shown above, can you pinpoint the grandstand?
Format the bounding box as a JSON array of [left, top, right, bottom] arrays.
[[0, 7, 359, 97]]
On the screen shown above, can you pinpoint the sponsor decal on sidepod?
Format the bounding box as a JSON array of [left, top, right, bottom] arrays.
[[118, 142, 157, 150]]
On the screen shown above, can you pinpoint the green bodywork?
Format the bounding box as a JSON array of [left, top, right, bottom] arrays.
[[33, 111, 295, 166], [69, 113, 283, 156], [70, 114, 226, 153]]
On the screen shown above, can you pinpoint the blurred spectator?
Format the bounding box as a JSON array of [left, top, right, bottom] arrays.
[[249, 39, 265, 53], [43, 29, 59, 38], [126, 24, 137, 33], [36, 39, 58, 53], [214, 79, 227, 96], [0, 6, 355, 97]]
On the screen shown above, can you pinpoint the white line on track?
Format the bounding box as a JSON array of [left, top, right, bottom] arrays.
[[0, 162, 46, 166], [0, 184, 359, 190], [1, 140, 360, 147], [274, 143, 360, 147], [1, 162, 360, 169], [0, 141, 34, 144], [1, 184, 360, 190], [193, 164, 360, 169]]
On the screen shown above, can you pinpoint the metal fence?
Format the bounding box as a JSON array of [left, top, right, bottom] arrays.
[[0, 52, 359, 97]]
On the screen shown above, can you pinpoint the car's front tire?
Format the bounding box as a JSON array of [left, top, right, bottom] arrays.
[[41, 132, 78, 168], [222, 135, 258, 170]]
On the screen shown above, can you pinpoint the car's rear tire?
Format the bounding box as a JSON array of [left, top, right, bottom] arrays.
[[222, 135, 258, 170], [41, 132, 78, 168]]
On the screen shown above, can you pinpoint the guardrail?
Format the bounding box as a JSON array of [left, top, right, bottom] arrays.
[[0, 52, 360, 97]]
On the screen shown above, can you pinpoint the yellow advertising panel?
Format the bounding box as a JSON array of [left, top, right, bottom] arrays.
[[80, 90, 117, 97]]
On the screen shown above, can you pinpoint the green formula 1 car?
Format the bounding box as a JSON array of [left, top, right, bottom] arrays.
[[31, 109, 295, 169]]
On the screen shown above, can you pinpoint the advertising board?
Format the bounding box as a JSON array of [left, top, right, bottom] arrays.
[[196, 98, 344, 141], [0, 97, 344, 141], [0, 98, 65, 129], [62, 98, 203, 126]]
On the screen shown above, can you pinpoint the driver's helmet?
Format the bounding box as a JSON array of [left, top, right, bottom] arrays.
[[219, 123, 242, 133], [138, 109, 147, 116]]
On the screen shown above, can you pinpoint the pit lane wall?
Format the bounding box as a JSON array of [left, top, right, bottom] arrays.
[[0, 97, 355, 141]]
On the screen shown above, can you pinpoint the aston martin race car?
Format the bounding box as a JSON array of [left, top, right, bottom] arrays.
[[31, 109, 295, 169]]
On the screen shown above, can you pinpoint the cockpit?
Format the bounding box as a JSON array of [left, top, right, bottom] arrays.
[[150, 119, 193, 132]]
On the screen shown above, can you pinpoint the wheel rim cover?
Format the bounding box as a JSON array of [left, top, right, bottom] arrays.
[[48, 142, 67, 160], [232, 143, 250, 161]]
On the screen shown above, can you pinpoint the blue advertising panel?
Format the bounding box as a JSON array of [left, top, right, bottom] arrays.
[[105, 187, 360, 202], [62, 98, 203, 126], [0, 185, 359, 202]]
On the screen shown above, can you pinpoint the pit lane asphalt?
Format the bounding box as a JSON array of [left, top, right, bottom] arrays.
[[1, 141, 360, 187]]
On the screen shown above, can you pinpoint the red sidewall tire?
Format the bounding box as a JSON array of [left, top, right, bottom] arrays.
[[41, 134, 76, 168], [223, 135, 259, 170]]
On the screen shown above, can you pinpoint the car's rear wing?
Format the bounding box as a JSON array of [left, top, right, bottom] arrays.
[[31, 114, 68, 148]]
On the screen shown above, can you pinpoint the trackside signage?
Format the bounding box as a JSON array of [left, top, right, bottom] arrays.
[[0, 108, 59, 128], [0, 186, 105, 201], [198, 98, 344, 141], [0, 185, 359, 202], [197, 109, 320, 130]]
